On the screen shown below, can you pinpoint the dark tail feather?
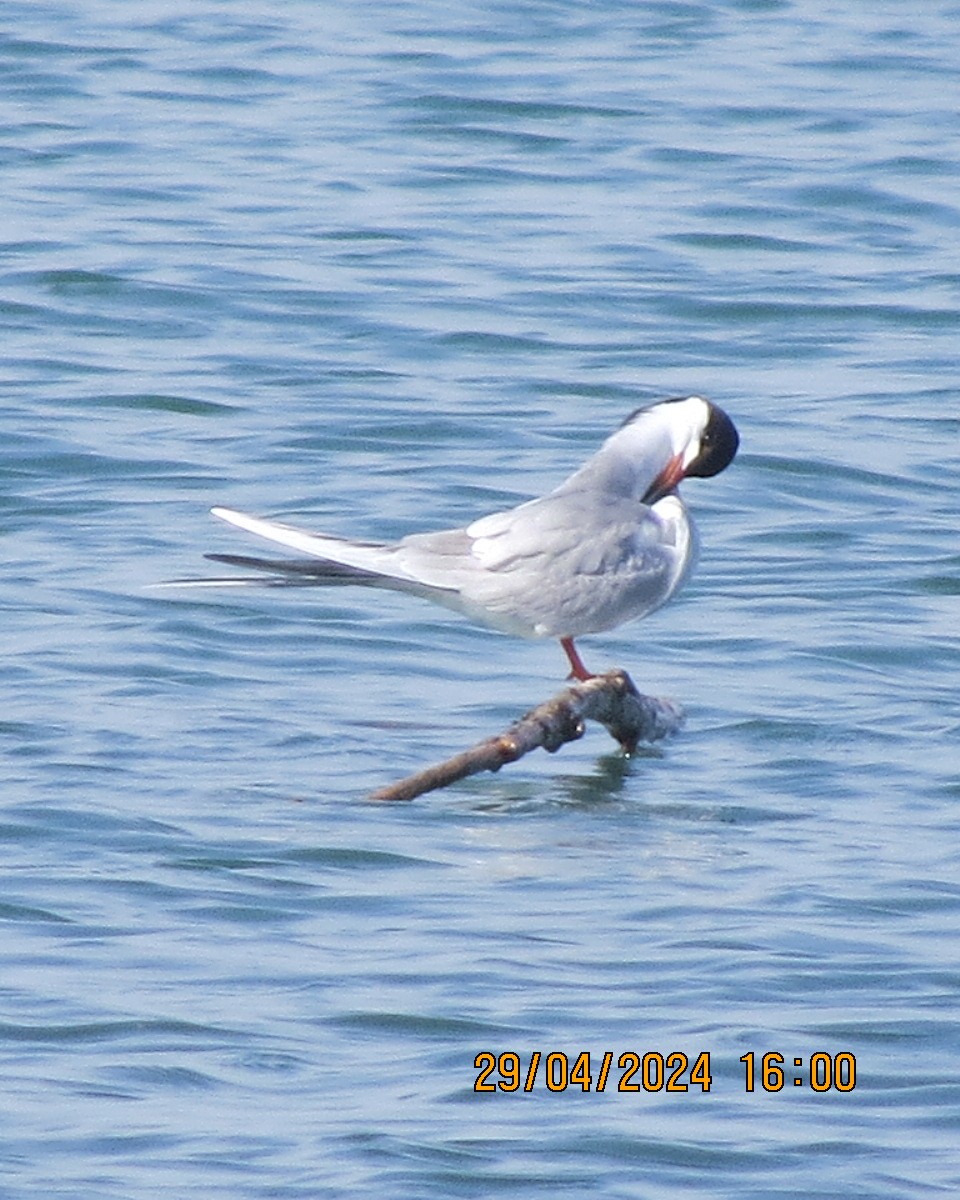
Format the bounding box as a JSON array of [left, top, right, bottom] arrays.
[[203, 552, 382, 585]]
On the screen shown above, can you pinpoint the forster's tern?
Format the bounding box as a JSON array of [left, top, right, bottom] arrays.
[[178, 396, 738, 679]]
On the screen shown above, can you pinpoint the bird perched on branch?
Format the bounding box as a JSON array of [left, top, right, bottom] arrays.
[[175, 396, 738, 680]]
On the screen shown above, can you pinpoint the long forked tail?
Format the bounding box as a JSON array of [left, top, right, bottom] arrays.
[[163, 506, 439, 591], [179, 506, 421, 589]]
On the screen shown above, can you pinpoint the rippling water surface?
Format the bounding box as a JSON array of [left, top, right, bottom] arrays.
[[3, 2, 960, 1196]]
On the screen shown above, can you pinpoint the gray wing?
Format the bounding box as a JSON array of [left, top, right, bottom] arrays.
[[445, 489, 694, 638]]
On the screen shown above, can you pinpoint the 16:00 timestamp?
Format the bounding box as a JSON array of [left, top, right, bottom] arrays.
[[740, 1051, 856, 1092]]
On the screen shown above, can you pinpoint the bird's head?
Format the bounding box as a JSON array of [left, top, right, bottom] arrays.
[[618, 396, 739, 505]]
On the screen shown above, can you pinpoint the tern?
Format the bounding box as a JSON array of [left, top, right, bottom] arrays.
[[178, 396, 738, 679]]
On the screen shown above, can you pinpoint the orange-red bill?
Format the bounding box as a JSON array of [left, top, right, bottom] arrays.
[[642, 452, 685, 505]]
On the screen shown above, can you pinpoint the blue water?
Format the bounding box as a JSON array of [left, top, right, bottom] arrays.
[[3, 1, 960, 1195]]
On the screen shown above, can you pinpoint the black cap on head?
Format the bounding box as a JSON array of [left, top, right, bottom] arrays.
[[686, 403, 739, 478]]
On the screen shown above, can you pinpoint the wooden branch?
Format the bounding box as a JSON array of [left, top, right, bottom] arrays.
[[369, 669, 684, 802]]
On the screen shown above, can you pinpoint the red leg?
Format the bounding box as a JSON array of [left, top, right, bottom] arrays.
[[560, 636, 593, 682]]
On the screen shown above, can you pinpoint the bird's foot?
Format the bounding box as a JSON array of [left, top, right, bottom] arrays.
[[560, 637, 595, 682]]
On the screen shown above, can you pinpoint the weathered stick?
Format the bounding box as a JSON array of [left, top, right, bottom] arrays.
[[369, 669, 684, 802]]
